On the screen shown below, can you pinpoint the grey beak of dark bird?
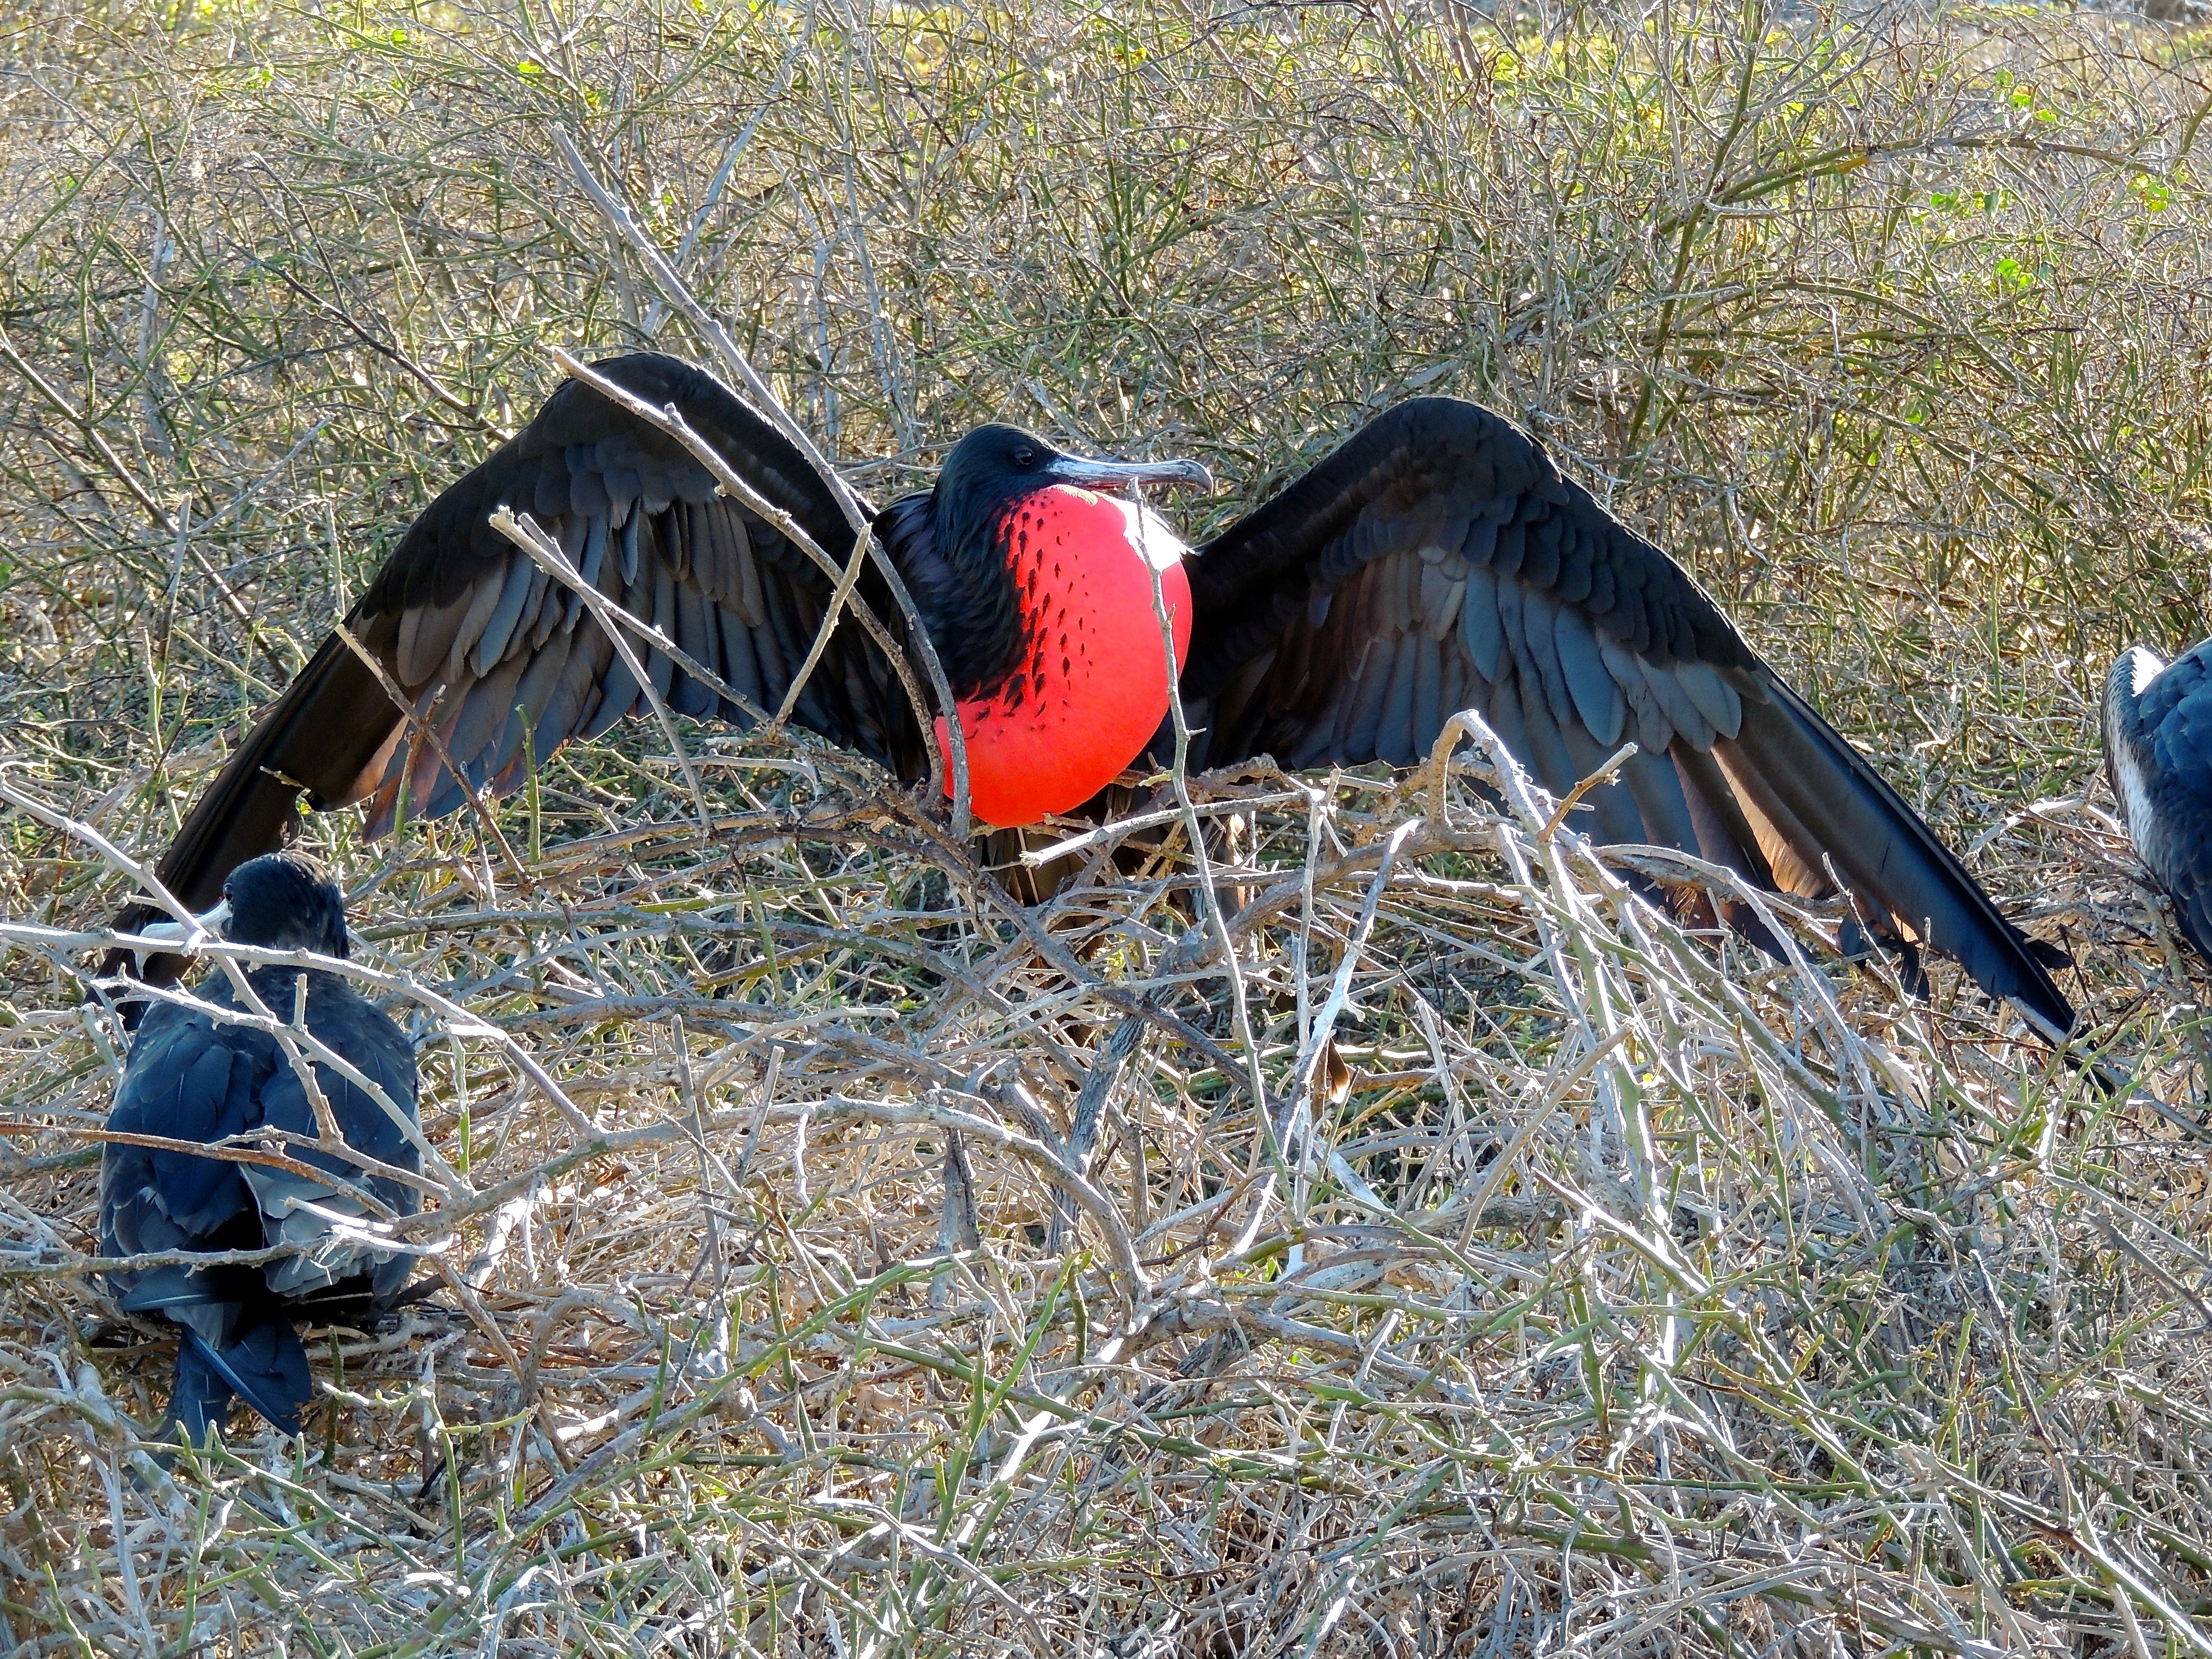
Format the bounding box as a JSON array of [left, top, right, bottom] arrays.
[[1048, 453, 1215, 494], [137, 898, 232, 949]]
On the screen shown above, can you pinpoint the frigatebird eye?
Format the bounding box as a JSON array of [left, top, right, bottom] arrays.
[[1012, 445, 1036, 468]]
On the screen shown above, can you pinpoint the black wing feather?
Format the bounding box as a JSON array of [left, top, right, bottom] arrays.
[[1183, 397, 2074, 1036], [116, 355, 925, 963]]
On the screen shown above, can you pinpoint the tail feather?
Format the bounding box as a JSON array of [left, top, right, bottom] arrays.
[[1726, 677, 2074, 1037], [165, 1331, 238, 1443], [173, 1319, 311, 1438], [104, 626, 405, 986]]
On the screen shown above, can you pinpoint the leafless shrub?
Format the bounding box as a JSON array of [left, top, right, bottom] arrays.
[[3, 0, 2212, 1651]]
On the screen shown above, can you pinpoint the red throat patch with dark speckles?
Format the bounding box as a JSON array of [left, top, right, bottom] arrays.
[[937, 483, 1192, 828]]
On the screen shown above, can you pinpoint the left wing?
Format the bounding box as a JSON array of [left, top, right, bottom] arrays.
[[1178, 397, 2074, 1036]]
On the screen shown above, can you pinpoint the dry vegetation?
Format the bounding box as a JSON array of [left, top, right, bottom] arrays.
[[3, 0, 2212, 1651]]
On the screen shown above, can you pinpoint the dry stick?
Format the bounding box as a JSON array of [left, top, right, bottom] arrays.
[[427, 1256, 532, 1394], [0, 324, 254, 630], [1029, 520, 1246, 1252], [1537, 740, 1639, 841], [1424, 714, 1707, 1303], [1453, 1024, 1639, 1253], [810, 1093, 1144, 1305], [1018, 789, 1311, 866], [265, 263, 479, 420], [0, 1121, 431, 1211], [0, 1240, 381, 1282], [486, 509, 715, 842], [935, 1123, 981, 1312], [1534, 748, 1663, 1218], [287, 957, 348, 1155], [1137, 506, 1270, 1159], [332, 623, 534, 897], [769, 520, 877, 733], [549, 128, 974, 836], [0, 324, 180, 537], [0, 771, 208, 950], [1245, 818, 1420, 1255], [886, 801, 1258, 1091], [1046, 1014, 1145, 1255], [488, 517, 767, 725]]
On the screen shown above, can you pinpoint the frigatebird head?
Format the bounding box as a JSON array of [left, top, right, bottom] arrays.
[[140, 852, 352, 958], [223, 852, 351, 956], [941, 421, 1214, 492], [929, 423, 1211, 560]]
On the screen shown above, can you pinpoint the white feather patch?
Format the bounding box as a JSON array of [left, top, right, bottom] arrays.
[[1109, 495, 1192, 574]]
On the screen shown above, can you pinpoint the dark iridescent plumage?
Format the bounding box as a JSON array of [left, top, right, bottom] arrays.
[[2105, 641, 2212, 962], [101, 854, 420, 1439], [1174, 399, 2073, 1037], [108, 359, 2073, 1034]]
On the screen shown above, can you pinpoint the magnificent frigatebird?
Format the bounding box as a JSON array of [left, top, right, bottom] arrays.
[[108, 352, 2072, 1034], [101, 852, 421, 1439], [2104, 637, 2212, 962]]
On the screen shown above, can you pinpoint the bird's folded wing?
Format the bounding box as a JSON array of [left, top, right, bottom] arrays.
[[1180, 396, 2074, 1036], [99, 1002, 269, 1259]]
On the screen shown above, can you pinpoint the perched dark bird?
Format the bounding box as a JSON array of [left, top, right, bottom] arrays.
[[101, 852, 421, 1440], [110, 353, 2072, 1034], [2104, 639, 2212, 961]]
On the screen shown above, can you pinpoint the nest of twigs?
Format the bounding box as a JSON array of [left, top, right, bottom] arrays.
[[0, 709, 2208, 1656]]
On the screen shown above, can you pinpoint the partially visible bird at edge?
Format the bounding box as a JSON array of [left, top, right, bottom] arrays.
[[100, 852, 422, 1442], [102, 352, 2075, 1041], [2105, 631, 2212, 965]]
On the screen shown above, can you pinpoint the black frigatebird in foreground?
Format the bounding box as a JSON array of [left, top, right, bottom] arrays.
[[2104, 636, 2212, 962], [102, 852, 421, 1439], [109, 353, 2073, 1035]]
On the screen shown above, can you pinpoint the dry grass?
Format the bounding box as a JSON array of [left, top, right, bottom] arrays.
[[4, 0, 2212, 1651]]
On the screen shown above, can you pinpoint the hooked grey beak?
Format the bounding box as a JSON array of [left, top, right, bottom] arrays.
[[1048, 452, 1214, 494], [138, 898, 231, 948]]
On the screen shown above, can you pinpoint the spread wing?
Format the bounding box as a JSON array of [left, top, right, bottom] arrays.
[[119, 354, 924, 953], [1180, 397, 2074, 1037]]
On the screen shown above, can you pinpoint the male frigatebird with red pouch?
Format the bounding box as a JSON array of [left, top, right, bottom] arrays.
[[111, 353, 2074, 1036]]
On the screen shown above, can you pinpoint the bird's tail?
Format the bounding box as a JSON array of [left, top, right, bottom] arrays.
[[1717, 676, 2074, 1040], [103, 628, 405, 986], [167, 1318, 312, 1442]]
